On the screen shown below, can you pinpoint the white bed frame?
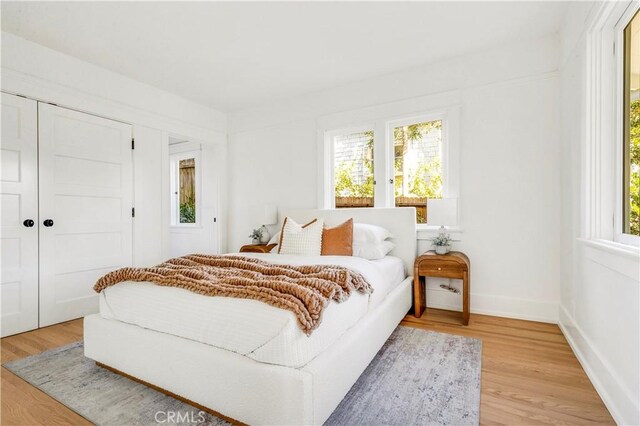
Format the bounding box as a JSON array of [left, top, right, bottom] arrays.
[[84, 207, 417, 425]]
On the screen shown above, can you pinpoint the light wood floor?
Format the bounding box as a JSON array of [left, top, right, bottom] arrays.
[[1, 310, 614, 425]]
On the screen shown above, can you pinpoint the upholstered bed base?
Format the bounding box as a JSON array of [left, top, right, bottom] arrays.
[[84, 276, 412, 425]]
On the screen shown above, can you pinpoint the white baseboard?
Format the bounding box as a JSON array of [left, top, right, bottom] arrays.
[[559, 304, 639, 425], [425, 287, 558, 323]]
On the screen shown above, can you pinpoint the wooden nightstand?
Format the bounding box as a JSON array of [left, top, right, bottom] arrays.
[[239, 243, 277, 253], [413, 251, 471, 325]]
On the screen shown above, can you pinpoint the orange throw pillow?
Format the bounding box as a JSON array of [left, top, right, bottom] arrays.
[[321, 219, 353, 256]]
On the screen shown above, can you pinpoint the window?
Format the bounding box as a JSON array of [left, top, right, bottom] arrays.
[[170, 150, 200, 226], [333, 130, 375, 209], [321, 103, 459, 226], [623, 10, 639, 237], [392, 119, 443, 223], [585, 2, 639, 246], [178, 158, 196, 223]]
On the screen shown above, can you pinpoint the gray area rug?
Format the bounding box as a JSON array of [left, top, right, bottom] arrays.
[[4, 326, 481, 426]]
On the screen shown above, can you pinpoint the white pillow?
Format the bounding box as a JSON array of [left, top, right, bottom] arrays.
[[353, 241, 395, 260], [268, 231, 280, 245], [278, 217, 324, 256], [353, 223, 393, 244]]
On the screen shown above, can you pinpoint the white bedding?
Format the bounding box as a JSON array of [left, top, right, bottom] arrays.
[[99, 254, 406, 368]]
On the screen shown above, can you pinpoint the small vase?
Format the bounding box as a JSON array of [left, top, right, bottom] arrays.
[[252, 237, 260, 245], [435, 245, 450, 255], [259, 225, 271, 244]]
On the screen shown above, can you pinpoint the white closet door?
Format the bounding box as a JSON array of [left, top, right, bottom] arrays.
[[38, 103, 133, 327], [1, 94, 39, 337]]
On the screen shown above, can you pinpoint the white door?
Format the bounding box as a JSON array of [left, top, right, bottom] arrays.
[[38, 103, 133, 326], [1, 94, 39, 337]]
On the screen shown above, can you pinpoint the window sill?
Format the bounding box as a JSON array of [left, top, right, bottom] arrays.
[[614, 233, 640, 248], [578, 238, 639, 259], [577, 238, 639, 280]]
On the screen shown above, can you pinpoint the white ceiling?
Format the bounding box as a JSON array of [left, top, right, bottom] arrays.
[[1, 2, 568, 112]]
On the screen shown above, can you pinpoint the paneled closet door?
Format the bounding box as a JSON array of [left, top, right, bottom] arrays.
[[1, 94, 39, 337], [38, 103, 133, 327]]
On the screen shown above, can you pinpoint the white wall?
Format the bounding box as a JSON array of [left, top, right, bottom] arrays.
[[558, 3, 640, 425], [228, 34, 562, 323], [1, 32, 228, 264]]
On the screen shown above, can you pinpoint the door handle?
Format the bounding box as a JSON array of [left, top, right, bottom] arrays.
[[23, 219, 35, 227], [43, 219, 54, 227]]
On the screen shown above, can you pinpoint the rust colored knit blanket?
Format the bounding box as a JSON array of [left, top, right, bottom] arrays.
[[94, 254, 373, 335]]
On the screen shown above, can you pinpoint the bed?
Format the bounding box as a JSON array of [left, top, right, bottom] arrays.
[[84, 207, 417, 425]]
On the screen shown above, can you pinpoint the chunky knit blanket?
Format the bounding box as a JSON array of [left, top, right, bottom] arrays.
[[94, 254, 373, 335]]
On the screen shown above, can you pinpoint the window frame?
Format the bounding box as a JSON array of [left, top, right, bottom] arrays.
[[584, 1, 640, 249], [318, 96, 460, 228], [385, 112, 449, 208], [614, 3, 640, 246], [322, 123, 376, 209], [169, 149, 201, 228]]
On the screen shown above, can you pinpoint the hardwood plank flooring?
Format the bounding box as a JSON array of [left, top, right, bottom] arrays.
[[1, 311, 613, 425]]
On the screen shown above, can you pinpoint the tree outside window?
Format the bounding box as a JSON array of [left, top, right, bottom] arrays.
[[393, 120, 443, 223]]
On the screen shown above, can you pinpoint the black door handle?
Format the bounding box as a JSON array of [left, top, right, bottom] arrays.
[[23, 219, 35, 227], [43, 219, 54, 227]]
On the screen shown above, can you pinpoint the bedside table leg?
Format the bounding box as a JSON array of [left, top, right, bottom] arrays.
[[462, 271, 470, 325], [413, 274, 424, 318]]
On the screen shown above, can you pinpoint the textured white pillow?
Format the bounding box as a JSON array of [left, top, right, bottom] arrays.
[[278, 217, 324, 255], [353, 240, 395, 260], [353, 223, 393, 244]]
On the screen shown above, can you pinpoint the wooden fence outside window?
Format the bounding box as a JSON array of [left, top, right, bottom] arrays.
[[335, 196, 428, 223]]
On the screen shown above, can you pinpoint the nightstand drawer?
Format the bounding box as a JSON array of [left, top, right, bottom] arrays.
[[418, 261, 465, 278]]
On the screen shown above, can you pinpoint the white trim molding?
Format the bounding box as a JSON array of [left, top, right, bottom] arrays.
[[424, 286, 558, 324], [559, 305, 639, 425]]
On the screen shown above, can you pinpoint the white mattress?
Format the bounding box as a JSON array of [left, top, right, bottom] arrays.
[[367, 256, 407, 309], [99, 254, 406, 368]]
